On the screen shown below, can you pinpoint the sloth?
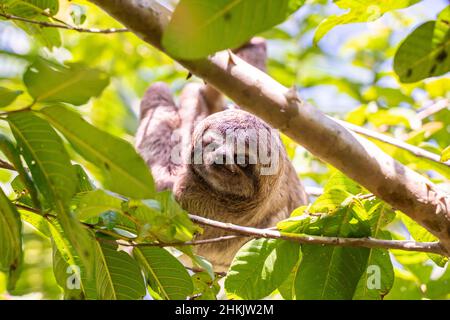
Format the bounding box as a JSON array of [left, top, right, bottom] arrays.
[[135, 39, 307, 271]]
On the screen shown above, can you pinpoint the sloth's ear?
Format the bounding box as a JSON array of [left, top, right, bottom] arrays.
[[233, 37, 267, 72]]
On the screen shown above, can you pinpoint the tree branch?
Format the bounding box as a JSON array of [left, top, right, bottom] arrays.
[[0, 159, 15, 171], [15, 200, 447, 256], [417, 99, 449, 120], [304, 186, 323, 197], [337, 118, 449, 167], [88, 0, 450, 254], [0, 12, 128, 34], [188, 214, 446, 256]]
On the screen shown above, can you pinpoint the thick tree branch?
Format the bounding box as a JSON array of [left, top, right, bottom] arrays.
[[0, 12, 128, 34], [89, 0, 450, 254]]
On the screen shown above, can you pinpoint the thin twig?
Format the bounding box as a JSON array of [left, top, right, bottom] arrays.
[[188, 214, 447, 256], [336, 118, 450, 167], [0, 12, 128, 34], [304, 186, 323, 197], [0, 159, 15, 171], [417, 99, 449, 120], [14, 202, 41, 214], [14, 200, 447, 255]]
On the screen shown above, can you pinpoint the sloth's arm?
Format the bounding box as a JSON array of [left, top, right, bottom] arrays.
[[200, 37, 268, 114], [135, 82, 181, 191], [176, 37, 269, 144]]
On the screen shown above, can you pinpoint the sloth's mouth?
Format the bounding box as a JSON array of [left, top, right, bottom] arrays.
[[191, 163, 256, 200]]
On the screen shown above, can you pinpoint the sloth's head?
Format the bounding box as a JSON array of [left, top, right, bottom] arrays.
[[189, 109, 284, 199]]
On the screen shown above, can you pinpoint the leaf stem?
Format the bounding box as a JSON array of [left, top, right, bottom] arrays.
[[0, 12, 128, 34]]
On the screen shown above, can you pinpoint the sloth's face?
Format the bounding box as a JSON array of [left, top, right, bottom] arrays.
[[190, 110, 282, 199]]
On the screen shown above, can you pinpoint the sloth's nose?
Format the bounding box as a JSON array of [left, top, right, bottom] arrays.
[[224, 163, 239, 174], [210, 162, 239, 174], [207, 150, 238, 173]]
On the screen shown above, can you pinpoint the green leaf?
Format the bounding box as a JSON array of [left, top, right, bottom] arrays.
[[70, 4, 87, 26], [16, 18, 61, 49], [293, 206, 371, 299], [73, 164, 95, 193], [441, 145, 450, 162], [1, 1, 60, 48], [50, 216, 97, 300], [7, 111, 93, 269], [426, 264, 450, 299], [401, 213, 448, 266], [24, 58, 110, 105], [153, 191, 200, 241], [0, 87, 22, 108], [323, 171, 362, 194], [126, 191, 199, 243], [394, 21, 450, 83], [276, 251, 302, 300], [26, 0, 58, 15], [363, 86, 414, 106], [47, 215, 85, 272], [1, 0, 59, 17], [385, 269, 424, 300], [177, 246, 215, 280], [162, 0, 305, 59], [353, 201, 394, 300], [282, 197, 394, 300], [309, 171, 363, 213], [302, 76, 363, 101], [98, 210, 137, 234], [52, 242, 85, 300], [40, 105, 155, 199], [134, 247, 193, 300], [425, 78, 450, 98], [72, 189, 123, 221], [393, 251, 433, 285], [296, 245, 369, 300], [432, 5, 450, 48], [19, 209, 50, 237], [94, 240, 146, 300], [192, 271, 220, 300], [21, 208, 95, 299], [314, 0, 420, 44], [7, 111, 76, 204], [225, 239, 300, 299], [367, 108, 417, 128], [0, 186, 23, 290], [0, 134, 40, 208]]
